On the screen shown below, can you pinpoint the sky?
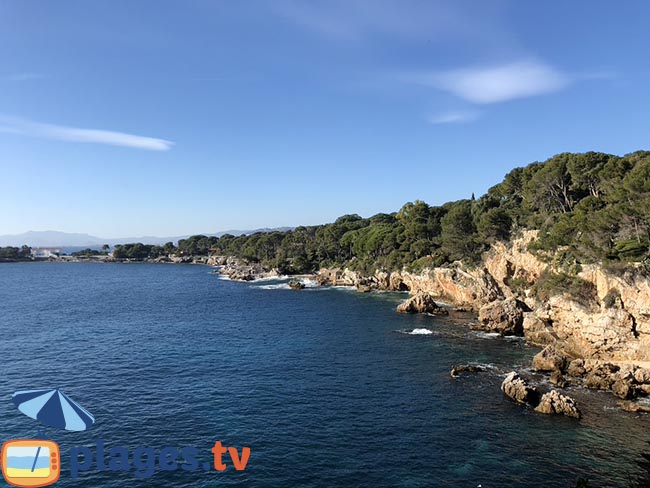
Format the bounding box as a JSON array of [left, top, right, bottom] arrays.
[[1, 0, 649, 238]]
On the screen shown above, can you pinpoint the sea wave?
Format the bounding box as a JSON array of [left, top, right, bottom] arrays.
[[471, 331, 501, 339], [251, 275, 289, 282], [400, 328, 434, 335], [255, 283, 291, 290]]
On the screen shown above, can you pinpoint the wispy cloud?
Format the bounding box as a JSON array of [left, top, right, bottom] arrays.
[[0, 116, 173, 151], [427, 110, 480, 124], [272, 0, 496, 42], [404, 60, 570, 104]]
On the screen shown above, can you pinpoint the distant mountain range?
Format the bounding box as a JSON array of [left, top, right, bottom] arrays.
[[0, 229, 293, 248]]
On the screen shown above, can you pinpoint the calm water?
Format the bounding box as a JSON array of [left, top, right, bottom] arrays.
[[0, 262, 648, 487]]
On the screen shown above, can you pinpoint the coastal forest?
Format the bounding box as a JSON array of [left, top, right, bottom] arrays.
[[110, 150, 650, 274]]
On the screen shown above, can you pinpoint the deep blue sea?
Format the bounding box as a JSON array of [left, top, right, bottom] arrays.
[[1, 262, 649, 487]]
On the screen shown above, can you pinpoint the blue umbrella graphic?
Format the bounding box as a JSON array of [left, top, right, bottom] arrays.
[[12, 388, 95, 432]]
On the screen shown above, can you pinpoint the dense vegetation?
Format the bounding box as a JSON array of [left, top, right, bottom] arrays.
[[0, 245, 32, 261], [114, 151, 650, 274], [71, 245, 111, 257]]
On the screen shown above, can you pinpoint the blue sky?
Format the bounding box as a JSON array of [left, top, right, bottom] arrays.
[[1, 1, 648, 237]]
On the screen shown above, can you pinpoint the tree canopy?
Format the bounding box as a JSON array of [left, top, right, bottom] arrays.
[[108, 151, 650, 272]]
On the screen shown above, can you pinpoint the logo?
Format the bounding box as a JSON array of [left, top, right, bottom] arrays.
[[4, 388, 250, 485], [1, 440, 60, 488]]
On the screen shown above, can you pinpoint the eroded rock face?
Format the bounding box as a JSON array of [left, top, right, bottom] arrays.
[[550, 371, 568, 388], [522, 314, 556, 347], [567, 359, 586, 378], [532, 345, 568, 372], [396, 293, 448, 315], [475, 298, 527, 335], [582, 361, 619, 390], [534, 390, 581, 418], [501, 372, 539, 405]]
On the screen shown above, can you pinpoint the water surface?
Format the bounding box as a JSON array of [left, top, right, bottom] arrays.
[[0, 262, 647, 487]]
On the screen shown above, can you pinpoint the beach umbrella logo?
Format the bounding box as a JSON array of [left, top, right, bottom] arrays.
[[12, 388, 95, 432], [1, 389, 95, 487]]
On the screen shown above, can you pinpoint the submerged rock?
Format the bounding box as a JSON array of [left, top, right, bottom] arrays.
[[475, 298, 527, 336], [450, 364, 489, 378], [534, 390, 581, 418], [397, 292, 448, 315], [618, 400, 650, 413], [501, 372, 539, 405]]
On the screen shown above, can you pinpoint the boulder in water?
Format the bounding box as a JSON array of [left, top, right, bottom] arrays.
[[476, 298, 527, 335], [397, 293, 448, 315], [534, 390, 581, 418], [450, 364, 489, 378], [501, 372, 539, 405]]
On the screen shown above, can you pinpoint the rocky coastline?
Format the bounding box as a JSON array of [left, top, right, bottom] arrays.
[[21, 232, 650, 418], [212, 230, 650, 418]]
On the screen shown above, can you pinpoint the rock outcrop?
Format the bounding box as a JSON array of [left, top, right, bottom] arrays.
[[501, 372, 581, 418], [215, 229, 650, 411], [522, 314, 556, 346], [288, 280, 305, 290], [217, 258, 280, 282], [474, 297, 527, 335], [618, 400, 650, 413], [532, 345, 569, 372], [501, 372, 539, 405], [534, 390, 582, 418], [397, 293, 448, 315], [450, 364, 490, 377]]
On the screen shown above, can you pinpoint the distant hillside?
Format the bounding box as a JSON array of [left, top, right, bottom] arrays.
[[0, 228, 293, 247]]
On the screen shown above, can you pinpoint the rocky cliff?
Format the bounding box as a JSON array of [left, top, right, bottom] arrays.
[[317, 231, 649, 362], [315, 231, 650, 409]]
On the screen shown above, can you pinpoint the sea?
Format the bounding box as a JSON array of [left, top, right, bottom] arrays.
[[0, 262, 648, 487]]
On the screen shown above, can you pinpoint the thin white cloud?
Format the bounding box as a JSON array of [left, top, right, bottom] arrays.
[[427, 110, 480, 124], [0, 116, 173, 151], [272, 0, 497, 42], [406, 60, 570, 104]]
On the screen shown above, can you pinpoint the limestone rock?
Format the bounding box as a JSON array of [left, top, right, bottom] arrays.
[[612, 379, 635, 399], [532, 345, 568, 372], [534, 390, 581, 418], [634, 368, 650, 384], [522, 314, 556, 346], [450, 364, 488, 377], [475, 298, 527, 335], [550, 371, 568, 388], [567, 359, 586, 378], [288, 280, 305, 290], [501, 372, 539, 405], [397, 293, 448, 315], [389, 273, 408, 291], [618, 400, 650, 413]]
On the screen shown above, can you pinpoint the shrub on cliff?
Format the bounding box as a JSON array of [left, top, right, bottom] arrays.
[[531, 271, 597, 304]]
